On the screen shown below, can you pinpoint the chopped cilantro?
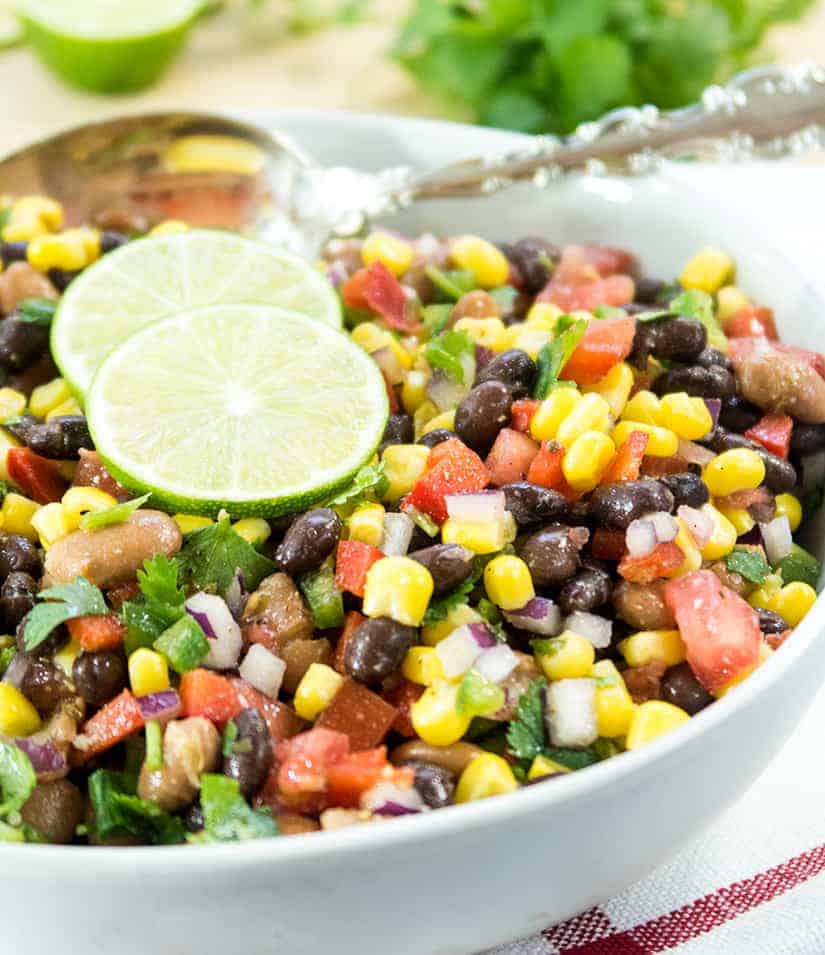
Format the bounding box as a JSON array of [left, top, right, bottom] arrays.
[[545, 746, 600, 770], [530, 637, 562, 657], [424, 265, 476, 301], [194, 774, 279, 843], [776, 544, 821, 588], [0, 645, 16, 677], [144, 721, 163, 772], [421, 303, 453, 336], [88, 770, 185, 845], [0, 479, 11, 504], [669, 289, 727, 351], [424, 329, 475, 383], [80, 493, 151, 531], [23, 577, 107, 652], [122, 554, 187, 654], [0, 741, 35, 816], [532, 318, 587, 399], [505, 678, 547, 765], [724, 547, 770, 584], [178, 514, 275, 596], [325, 461, 389, 509], [222, 720, 239, 759], [634, 308, 673, 323], [17, 297, 58, 327], [475, 597, 507, 642], [422, 561, 482, 625]]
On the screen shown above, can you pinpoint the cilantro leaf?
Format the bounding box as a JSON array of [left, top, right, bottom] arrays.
[[421, 304, 453, 336], [122, 554, 187, 653], [0, 741, 35, 816], [669, 289, 727, 351], [724, 547, 770, 585], [424, 329, 475, 384], [18, 298, 57, 327], [178, 515, 275, 596], [222, 720, 239, 759], [24, 577, 107, 652], [475, 597, 507, 642], [80, 493, 151, 531], [505, 678, 547, 764], [545, 746, 600, 770], [195, 774, 279, 843], [532, 318, 587, 398], [422, 561, 483, 625], [88, 770, 185, 845], [776, 544, 822, 588], [138, 554, 185, 613], [325, 461, 389, 509]]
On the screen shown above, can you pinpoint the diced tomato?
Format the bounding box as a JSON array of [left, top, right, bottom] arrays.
[[559, 315, 636, 386], [600, 430, 649, 484], [591, 527, 627, 561], [724, 305, 778, 340], [179, 669, 241, 727], [334, 540, 384, 598], [745, 413, 793, 459], [403, 438, 489, 523], [230, 678, 305, 741], [540, 275, 635, 313], [316, 678, 398, 751], [665, 570, 762, 692], [640, 454, 689, 477], [66, 614, 126, 652], [325, 747, 389, 809], [526, 441, 577, 501], [75, 689, 144, 762], [383, 679, 423, 737], [485, 428, 539, 486], [582, 244, 637, 277], [6, 447, 67, 504], [334, 610, 365, 675], [618, 541, 684, 584], [510, 398, 540, 432], [341, 261, 418, 332], [276, 727, 351, 813]]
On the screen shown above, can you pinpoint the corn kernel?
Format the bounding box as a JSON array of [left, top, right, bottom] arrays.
[[506, 325, 552, 359], [27, 232, 88, 272], [0, 682, 40, 737], [128, 648, 170, 697], [715, 503, 755, 537], [381, 444, 430, 501], [347, 503, 385, 547], [401, 646, 445, 686], [441, 512, 517, 554], [61, 486, 118, 519], [527, 754, 571, 780], [618, 629, 686, 667], [769, 581, 817, 627], [713, 642, 773, 697], [775, 493, 802, 533], [421, 603, 483, 646], [232, 517, 271, 547], [556, 392, 612, 447], [30, 502, 75, 548], [679, 247, 734, 294], [483, 554, 535, 611], [625, 700, 690, 749], [363, 556, 434, 626], [658, 392, 713, 441], [165, 135, 265, 175], [402, 370, 429, 414], [1, 493, 39, 541], [455, 752, 518, 802], [422, 410, 455, 435], [592, 659, 635, 738], [53, 638, 81, 677], [620, 389, 661, 425], [525, 302, 564, 331], [45, 397, 83, 421], [612, 420, 678, 457], [411, 681, 472, 746], [700, 503, 738, 560], [0, 388, 26, 421], [748, 572, 784, 610], [413, 400, 439, 439], [535, 631, 595, 681], [716, 284, 750, 321], [351, 322, 391, 354], [703, 448, 765, 497], [450, 235, 510, 288], [2, 196, 63, 242], [294, 663, 344, 721], [174, 514, 214, 534], [562, 430, 616, 492], [584, 362, 634, 418], [670, 516, 703, 577], [361, 231, 414, 277], [529, 387, 581, 441], [29, 378, 71, 418], [453, 317, 509, 351], [149, 220, 189, 236]]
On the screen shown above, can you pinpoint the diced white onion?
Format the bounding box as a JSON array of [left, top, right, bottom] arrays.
[[435, 625, 483, 678], [678, 505, 714, 548], [545, 678, 598, 749], [380, 512, 415, 556], [503, 596, 562, 636], [760, 515, 793, 564], [185, 592, 243, 670], [239, 645, 286, 698], [361, 781, 425, 814], [445, 490, 506, 524], [564, 611, 612, 649], [475, 644, 519, 683], [626, 518, 657, 558], [649, 511, 678, 543]]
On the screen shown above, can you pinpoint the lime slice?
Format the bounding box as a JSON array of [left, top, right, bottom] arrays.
[[16, 0, 208, 92], [85, 304, 388, 517], [0, 8, 23, 48], [52, 230, 342, 397]]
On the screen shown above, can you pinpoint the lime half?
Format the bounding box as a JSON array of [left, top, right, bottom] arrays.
[[85, 304, 388, 517], [16, 0, 207, 92], [52, 230, 342, 397]]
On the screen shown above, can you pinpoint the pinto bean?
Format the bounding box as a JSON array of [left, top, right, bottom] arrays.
[[390, 740, 485, 775], [137, 717, 220, 812], [21, 779, 84, 844], [451, 290, 500, 321], [43, 510, 182, 589], [612, 580, 675, 630], [732, 343, 825, 423], [241, 573, 314, 650], [0, 262, 57, 315]]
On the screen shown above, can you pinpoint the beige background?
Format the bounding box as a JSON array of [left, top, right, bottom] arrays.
[[1, 1, 824, 153]]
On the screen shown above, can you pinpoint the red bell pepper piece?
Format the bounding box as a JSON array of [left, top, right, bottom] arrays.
[[179, 669, 240, 727], [510, 398, 540, 432], [618, 541, 684, 584], [66, 614, 126, 652], [334, 540, 384, 598], [75, 689, 144, 762], [591, 527, 627, 561], [383, 679, 423, 737], [745, 413, 793, 459], [403, 438, 489, 523], [600, 430, 649, 484], [484, 428, 539, 486], [341, 261, 418, 332], [324, 747, 390, 809], [559, 315, 636, 386], [724, 305, 778, 340], [526, 441, 577, 501], [6, 447, 67, 504], [276, 727, 351, 814]]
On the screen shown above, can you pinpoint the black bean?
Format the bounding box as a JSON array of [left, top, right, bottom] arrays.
[[653, 364, 736, 399], [559, 566, 612, 614], [628, 322, 658, 368], [0, 318, 49, 370], [633, 277, 667, 305], [790, 423, 825, 458], [223, 708, 273, 799], [660, 662, 714, 715], [379, 413, 414, 454], [0, 533, 42, 581], [719, 395, 761, 433], [274, 508, 341, 577], [474, 349, 536, 399], [100, 231, 130, 254], [650, 316, 707, 364], [72, 651, 127, 707], [408, 543, 474, 595], [16, 618, 67, 657], [694, 347, 733, 372], [757, 608, 788, 635], [3, 414, 40, 443], [182, 802, 204, 833], [417, 428, 456, 448], [503, 237, 559, 294], [590, 480, 675, 530], [659, 472, 709, 509], [47, 269, 80, 292], [706, 429, 797, 493], [23, 415, 92, 459], [454, 381, 513, 456], [0, 571, 37, 630], [343, 617, 417, 686], [19, 655, 71, 714], [517, 524, 585, 588], [502, 482, 570, 526], [0, 242, 28, 264], [402, 760, 456, 809]]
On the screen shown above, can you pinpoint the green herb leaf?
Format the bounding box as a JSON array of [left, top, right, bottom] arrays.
[[669, 289, 727, 351], [154, 615, 210, 674], [544, 746, 600, 770], [24, 577, 107, 652], [422, 562, 482, 625], [17, 298, 57, 327], [299, 564, 345, 629], [0, 741, 35, 816], [530, 637, 562, 657], [0, 645, 16, 677], [475, 597, 507, 642], [196, 774, 279, 842], [88, 770, 185, 845], [421, 304, 453, 337], [634, 309, 673, 323], [0, 480, 11, 505], [532, 318, 587, 398], [776, 543, 822, 588], [505, 678, 547, 764], [425, 329, 475, 384], [144, 721, 163, 772], [80, 493, 151, 531], [138, 554, 185, 612], [222, 720, 238, 759], [725, 547, 770, 585], [424, 266, 476, 302], [325, 461, 389, 509], [178, 515, 275, 596]]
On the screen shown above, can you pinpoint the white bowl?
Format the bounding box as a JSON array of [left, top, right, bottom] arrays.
[[4, 111, 825, 955]]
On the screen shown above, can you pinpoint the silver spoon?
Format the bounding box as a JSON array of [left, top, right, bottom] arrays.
[[2, 62, 825, 258]]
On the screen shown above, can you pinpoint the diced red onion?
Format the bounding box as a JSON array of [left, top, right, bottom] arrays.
[[678, 505, 713, 548], [738, 527, 761, 546], [503, 596, 562, 636], [224, 568, 247, 621], [704, 398, 722, 428], [475, 644, 519, 683], [426, 368, 468, 412], [137, 689, 182, 724], [545, 678, 598, 749], [435, 625, 483, 678], [239, 645, 286, 698], [380, 512, 414, 556], [564, 611, 612, 649], [626, 518, 657, 557], [468, 622, 497, 648], [678, 439, 716, 466], [14, 737, 67, 781], [760, 514, 793, 564], [362, 781, 425, 815], [326, 262, 348, 288], [445, 490, 505, 524], [372, 346, 407, 386], [185, 592, 242, 670], [2, 653, 29, 688]]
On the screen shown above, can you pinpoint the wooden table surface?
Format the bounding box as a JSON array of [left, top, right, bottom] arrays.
[[1, 2, 824, 154]]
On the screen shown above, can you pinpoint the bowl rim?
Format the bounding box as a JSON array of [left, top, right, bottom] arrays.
[[7, 108, 825, 869]]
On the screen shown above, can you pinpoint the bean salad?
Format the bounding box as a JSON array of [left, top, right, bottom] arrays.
[[0, 194, 821, 846]]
